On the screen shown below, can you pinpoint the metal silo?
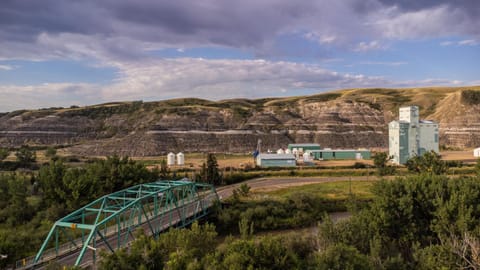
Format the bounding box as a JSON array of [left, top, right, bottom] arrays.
[[177, 152, 185, 165], [167, 152, 175, 166]]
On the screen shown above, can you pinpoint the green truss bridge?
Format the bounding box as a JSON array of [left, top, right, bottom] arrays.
[[15, 179, 219, 269]]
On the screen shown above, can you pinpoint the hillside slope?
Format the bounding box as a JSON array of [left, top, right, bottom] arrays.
[[1, 86, 480, 156]]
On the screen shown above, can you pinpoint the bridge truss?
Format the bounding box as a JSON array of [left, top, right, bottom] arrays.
[[18, 179, 218, 268]]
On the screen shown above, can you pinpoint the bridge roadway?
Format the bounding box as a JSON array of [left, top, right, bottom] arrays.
[[20, 193, 217, 269]]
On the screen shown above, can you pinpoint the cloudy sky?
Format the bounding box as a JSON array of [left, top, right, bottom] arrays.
[[0, 0, 479, 112]]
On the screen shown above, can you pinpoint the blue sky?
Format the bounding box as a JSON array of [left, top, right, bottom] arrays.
[[0, 0, 479, 112]]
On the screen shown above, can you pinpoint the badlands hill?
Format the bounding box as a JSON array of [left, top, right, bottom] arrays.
[[1, 86, 480, 156]]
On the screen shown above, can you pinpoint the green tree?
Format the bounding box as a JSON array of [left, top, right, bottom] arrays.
[[159, 159, 170, 179], [15, 145, 36, 167], [313, 244, 372, 270], [406, 151, 447, 175], [0, 148, 9, 161], [200, 153, 222, 185], [373, 152, 395, 176], [6, 174, 33, 225], [45, 147, 57, 159], [38, 160, 67, 207]]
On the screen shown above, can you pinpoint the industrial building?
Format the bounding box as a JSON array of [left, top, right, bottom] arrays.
[[389, 106, 439, 164], [287, 143, 321, 153], [310, 149, 371, 160], [256, 153, 296, 167]]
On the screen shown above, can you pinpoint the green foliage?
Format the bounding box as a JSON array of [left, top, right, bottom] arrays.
[[313, 244, 372, 270], [217, 193, 347, 234], [211, 234, 308, 270], [373, 152, 396, 176], [45, 147, 57, 159], [159, 159, 170, 179], [406, 151, 447, 175], [15, 145, 36, 167], [100, 222, 217, 270], [238, 216, 254, 239], [38, 156, 159, 213], [0, 173, 33, 225], [461, 90, 480, 105], [0, 148, 9, 161], [323, 175, 480, 268], [238, 183, 251, 197], [199, 153, 222, 185]]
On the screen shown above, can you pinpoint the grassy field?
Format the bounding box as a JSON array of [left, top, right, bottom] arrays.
[[251, 180, 376, 201]]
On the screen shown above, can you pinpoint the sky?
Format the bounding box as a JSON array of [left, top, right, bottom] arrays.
[[0, 0, 479, 112]]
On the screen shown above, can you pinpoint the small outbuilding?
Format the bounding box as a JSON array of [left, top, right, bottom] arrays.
[[256, 153, 296, 167], [474, 147, 480, 158]]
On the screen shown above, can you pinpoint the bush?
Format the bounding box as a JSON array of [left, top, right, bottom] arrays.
[[461, 90, 480, 105]]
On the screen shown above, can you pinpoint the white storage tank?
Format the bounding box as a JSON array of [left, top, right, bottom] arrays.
[[277, 149, 285, 154], [285, 149, 292, 154], [177, 152, 185, 165], [167, 152, 175, 166]]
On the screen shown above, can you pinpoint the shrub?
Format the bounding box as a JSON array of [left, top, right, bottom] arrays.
[[461, 90, 480, 105]]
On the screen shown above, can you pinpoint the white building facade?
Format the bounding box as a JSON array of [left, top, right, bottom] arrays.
[[389, 106, 439, 164], [474, 148, 480, 158]]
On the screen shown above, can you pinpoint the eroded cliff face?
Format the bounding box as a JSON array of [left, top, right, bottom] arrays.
[[430, 92, 480, 148], [1, 87, 480, 156]]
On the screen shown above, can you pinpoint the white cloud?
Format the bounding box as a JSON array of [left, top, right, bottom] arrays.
[[394, 78, 465, 87], [458, 39, 478, 46], [372, 5, 473, 39], [440, 41, 454, 46], [0, 65, 14, 71], [440, 39, 478, 47], [101, 58, 390, 101], [0, 58, 392, 111], [0, 83, 101, 112], [354, 40, 386, 52], [0, 57, 476, 112], [353, 61, 407, 66]]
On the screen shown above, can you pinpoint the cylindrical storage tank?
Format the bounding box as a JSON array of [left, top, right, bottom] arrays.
[[177, 152, 185, 166], [291, 148, 297, 155], [277, 149, 285, 154], [285, 149, 292, 154], [167, 152, 175, 166]]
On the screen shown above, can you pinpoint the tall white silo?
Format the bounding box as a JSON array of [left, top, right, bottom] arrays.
[[167, 152, 175, 166], [177, 152, 185, 166]]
